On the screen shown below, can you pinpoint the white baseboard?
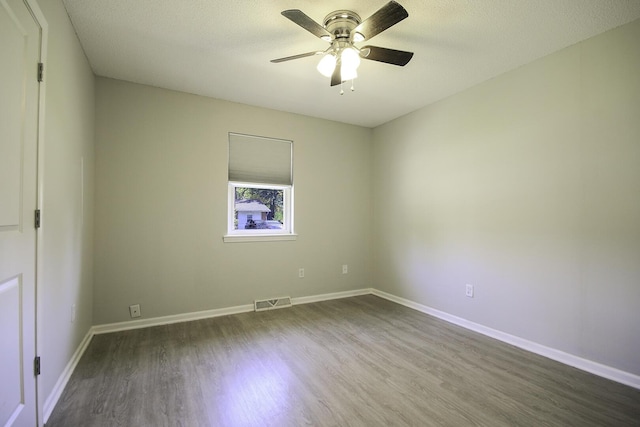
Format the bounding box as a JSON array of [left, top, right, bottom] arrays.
[[292, 288, 372, 306], [43, 329, 93, 423], [91, 303, 255, 335], [371, 289, 640, 390]]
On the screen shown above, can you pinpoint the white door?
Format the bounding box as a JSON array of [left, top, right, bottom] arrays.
[[0, 0, 42, 425]]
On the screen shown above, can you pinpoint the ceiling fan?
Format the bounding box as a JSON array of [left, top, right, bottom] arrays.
[[271, 1, 414, 92]]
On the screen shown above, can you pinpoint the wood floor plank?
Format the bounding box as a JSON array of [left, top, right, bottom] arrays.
[[46, 295, 640, 426]]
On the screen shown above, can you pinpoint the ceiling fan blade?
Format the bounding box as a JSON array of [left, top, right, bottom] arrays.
[[330, 61, 342, 86], [354, 1, 408, 41], [282, 10, 332, 40], [360, 45, 413, 66], [271, 51, 324, 63]]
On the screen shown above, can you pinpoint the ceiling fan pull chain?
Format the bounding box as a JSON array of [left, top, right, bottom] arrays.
[[340, 81, 344, 95], [351, 79, 355, 92]]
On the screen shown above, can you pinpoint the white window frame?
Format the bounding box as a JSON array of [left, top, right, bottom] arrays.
[[223, 181, 296, 243]]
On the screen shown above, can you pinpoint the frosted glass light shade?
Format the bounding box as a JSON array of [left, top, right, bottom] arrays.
[[353, 32, 365, 42], [341, 47, 361, 70], [317, 54, 337, 77]]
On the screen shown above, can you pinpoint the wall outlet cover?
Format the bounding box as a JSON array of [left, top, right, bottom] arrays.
[[466, 284, 474, 298], [129, 304, 141, 318]]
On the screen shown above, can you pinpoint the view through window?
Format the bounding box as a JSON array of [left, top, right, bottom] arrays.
[[234, 186, 284, 230]]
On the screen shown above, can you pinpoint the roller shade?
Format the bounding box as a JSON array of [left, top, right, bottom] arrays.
[[228, 133, 293, 185]]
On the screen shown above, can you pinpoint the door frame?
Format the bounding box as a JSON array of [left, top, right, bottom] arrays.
[[24, 0, 48, 425]]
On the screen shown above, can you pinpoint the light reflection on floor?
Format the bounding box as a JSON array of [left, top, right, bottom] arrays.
[[218, 355, 292, 425]]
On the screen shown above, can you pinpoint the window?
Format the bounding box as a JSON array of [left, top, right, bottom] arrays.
[[224, 133, 295, 242]]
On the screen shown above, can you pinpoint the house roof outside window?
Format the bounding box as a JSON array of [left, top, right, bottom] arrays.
[[235, 199, 271, 213]]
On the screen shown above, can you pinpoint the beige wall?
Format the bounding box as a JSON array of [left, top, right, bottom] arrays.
[[37, 0, 95, 408], [94, 78, 372, 324], [372, 19, 640, 375]]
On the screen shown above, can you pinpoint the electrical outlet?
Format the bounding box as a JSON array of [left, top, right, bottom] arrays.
[[465, 284, 474, 298], [129, 304, 141, 318], [71, 304, 76, 323], [342, 264, 348, 274], [298, 268, 305, 278]]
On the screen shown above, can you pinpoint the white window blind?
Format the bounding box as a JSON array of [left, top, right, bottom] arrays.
[[228, 133, 292, 185]]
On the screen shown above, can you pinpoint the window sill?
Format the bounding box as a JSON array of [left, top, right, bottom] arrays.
[[223, 234, 298, 243]]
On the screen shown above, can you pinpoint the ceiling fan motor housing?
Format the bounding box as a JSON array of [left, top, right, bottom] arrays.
[[323, 10, 362, 41]]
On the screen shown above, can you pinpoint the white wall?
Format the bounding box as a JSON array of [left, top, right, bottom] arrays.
[[37, 0, 95, 410], [94, 78, 372, 324], [372, 19, 640, 375]]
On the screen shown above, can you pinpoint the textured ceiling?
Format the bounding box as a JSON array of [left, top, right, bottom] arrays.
[[62, 0, 640, 128]]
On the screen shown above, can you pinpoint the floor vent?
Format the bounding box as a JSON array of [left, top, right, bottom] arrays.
[[254, 296, 292, 312]]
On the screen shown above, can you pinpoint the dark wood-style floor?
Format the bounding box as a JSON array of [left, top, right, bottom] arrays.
[[47, 295, 640, 426]]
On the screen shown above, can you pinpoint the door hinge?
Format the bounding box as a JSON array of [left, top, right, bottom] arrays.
[[37, 62, 44, 82], [35, 209, 41, 229], [34, 356, 41, 376]]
